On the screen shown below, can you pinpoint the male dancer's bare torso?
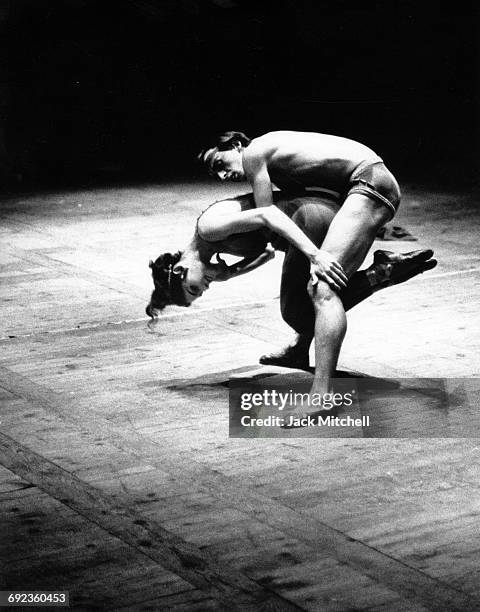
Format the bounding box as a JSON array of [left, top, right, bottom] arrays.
[[243, 131, 382, 193]]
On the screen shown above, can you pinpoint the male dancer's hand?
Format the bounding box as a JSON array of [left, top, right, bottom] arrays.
[[310, 250, 348, 292]]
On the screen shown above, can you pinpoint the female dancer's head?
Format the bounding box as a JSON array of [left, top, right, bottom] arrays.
[[146, 192, 259, 317], [146, 250, 219, 317]]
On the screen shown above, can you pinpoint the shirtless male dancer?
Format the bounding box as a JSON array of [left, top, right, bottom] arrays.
[[199, 130, 408, 402]]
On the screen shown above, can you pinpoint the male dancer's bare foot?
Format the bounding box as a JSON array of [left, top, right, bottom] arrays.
[[259, 333, 312, 370], [282, 405, 338, 428]]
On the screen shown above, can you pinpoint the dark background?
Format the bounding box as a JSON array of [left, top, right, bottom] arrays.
[[1, 0, 479, 189]]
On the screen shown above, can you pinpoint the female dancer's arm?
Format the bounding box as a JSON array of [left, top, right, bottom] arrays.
[[198, 205, 348, 291], [215, 245, 275, 281]]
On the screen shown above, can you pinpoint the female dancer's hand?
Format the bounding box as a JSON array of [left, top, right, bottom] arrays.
[[215, 246, 275, 282], [263, 242, 276, 261], [214, 253, 234, 281], [310, 250, 348, 292]]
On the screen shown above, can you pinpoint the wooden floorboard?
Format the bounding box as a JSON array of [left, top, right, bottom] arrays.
[[1, 364, 479, 610], [0, 474, 193, 610], [0, 432, 302, 611], [1, 182, 480, 610]]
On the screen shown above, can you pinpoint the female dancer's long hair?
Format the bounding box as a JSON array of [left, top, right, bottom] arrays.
[[146, 251, 189, 317]]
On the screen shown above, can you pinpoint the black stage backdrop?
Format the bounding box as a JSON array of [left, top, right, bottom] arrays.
[[1, 0, 479, 187]]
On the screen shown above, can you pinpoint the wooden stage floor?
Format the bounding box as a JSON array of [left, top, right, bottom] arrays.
[[1, 180, 479, 610]]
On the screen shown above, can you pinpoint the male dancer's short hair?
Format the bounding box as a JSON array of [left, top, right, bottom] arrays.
[[197, 131, 251, 168]]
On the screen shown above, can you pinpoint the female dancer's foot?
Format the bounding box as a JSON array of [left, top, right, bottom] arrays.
[[367, 249, 437, 288]]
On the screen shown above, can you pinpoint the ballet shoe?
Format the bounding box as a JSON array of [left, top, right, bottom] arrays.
[[373, 249, 437, 286]]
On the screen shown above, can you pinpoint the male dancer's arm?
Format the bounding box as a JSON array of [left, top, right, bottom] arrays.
[[243, 152, 274, 209], [242, 145, 346, 290]]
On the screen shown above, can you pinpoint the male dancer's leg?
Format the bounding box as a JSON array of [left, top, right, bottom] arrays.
[[261, 200, 375, 368], [260, 199, 436, 368]]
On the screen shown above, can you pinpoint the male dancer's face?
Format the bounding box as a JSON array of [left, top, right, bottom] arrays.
[[206, 147, 245, 182]]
